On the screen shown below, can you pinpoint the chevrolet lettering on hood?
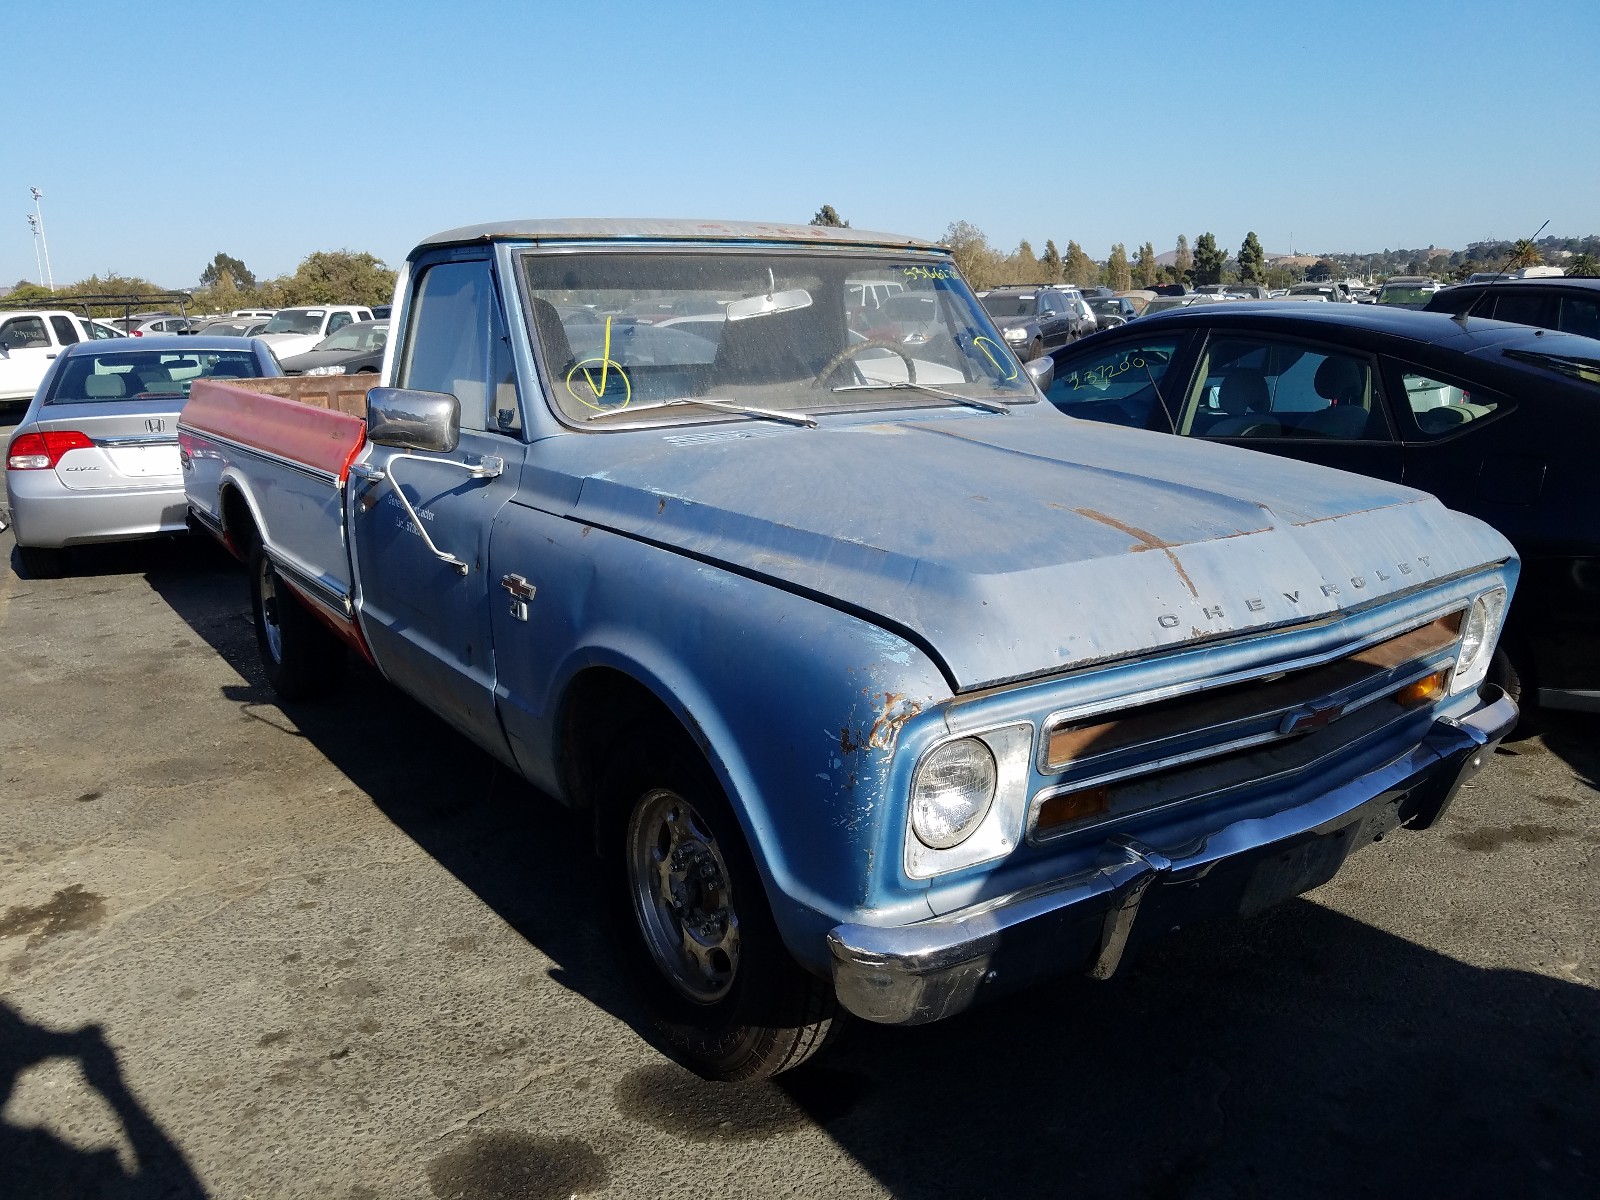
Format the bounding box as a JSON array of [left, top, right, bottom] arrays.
[[1156, 555, 1436, 631]]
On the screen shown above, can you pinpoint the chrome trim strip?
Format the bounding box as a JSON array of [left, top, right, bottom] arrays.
[[95, 434, 180, 447], [176, 422, 341, 486], [269, 553, 353, 621], [1036, 602, 1468, 776]]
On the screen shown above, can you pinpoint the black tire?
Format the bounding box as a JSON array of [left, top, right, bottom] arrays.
[[248, 542, 346, 701], [1488, 642, 1541, 737], [15, 545, 67, 579], [600, 728, 839, 1081], [1027, 338, 1043, 362]]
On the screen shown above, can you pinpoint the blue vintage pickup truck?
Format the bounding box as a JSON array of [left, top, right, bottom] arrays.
[[180, 219, 1519, 1080]]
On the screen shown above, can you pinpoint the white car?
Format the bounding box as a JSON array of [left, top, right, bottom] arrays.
[[254, 306, 374, 359], [1, 310, 127, 410]]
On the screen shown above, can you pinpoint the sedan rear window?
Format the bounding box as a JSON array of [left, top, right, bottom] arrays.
[[46, 351, 262, 404]]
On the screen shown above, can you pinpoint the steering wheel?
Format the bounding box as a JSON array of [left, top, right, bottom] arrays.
[[813, 339, 917, 387]]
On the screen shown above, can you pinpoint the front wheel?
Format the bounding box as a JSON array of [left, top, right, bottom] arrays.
[[249, 542, 345, 701], [603, 731, 838, 1081]]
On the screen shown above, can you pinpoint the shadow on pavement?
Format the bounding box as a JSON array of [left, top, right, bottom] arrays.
[[0, 1001, 208, 1200], [1536, 710, 1600, 791], [145, 555, 1600, 1198]]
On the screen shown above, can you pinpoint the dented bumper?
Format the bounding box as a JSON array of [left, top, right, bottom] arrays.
[[827, 687, 1517, 1026]]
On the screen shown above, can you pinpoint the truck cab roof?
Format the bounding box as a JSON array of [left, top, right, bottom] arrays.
[[413, 218, 938, 256]]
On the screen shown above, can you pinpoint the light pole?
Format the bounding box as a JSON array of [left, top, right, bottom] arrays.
[[30, 187, 53, 291], [26, 213, 44, 286]]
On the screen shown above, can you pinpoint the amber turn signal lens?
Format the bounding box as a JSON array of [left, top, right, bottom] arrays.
[[1393, 671, 1448, 708], [1035, 785, 1111, 832]]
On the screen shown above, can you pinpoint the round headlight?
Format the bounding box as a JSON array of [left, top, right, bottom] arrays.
[[1452, 587, 1507, 691], [911, 738, 997, 849]]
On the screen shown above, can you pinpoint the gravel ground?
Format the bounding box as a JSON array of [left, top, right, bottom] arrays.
[[1, 527, 1596, 1200]]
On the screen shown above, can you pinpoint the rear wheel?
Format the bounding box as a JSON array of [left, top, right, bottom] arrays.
[[15, 545, 67, 579], [248, 542, 345, 701], [602, 729, 838, 1081]]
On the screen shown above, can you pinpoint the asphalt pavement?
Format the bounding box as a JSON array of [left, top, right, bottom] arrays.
[[1, 514, 1596, 1199]]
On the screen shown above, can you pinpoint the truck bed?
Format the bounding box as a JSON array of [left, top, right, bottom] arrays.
[[179, 377, 375, 638]]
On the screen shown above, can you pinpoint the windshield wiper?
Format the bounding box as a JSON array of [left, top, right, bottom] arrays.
[[830, 380, 1012, 414], [584, 397, 817, 427]]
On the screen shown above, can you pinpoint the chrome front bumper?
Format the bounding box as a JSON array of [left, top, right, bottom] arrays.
[[828, 689, 1518, 1026]]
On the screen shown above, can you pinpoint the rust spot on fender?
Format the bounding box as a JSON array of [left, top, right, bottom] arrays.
[[867, 693, 921, 752]]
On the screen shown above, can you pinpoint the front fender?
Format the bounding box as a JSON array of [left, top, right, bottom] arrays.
[[488, 509, 951, 970]]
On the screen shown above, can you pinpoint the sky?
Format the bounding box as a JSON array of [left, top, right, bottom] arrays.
[[5, 0, 1598, 289]]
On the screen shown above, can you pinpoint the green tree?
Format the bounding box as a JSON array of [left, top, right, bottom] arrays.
[[1013, 239, 1041, 283], [1174, 234, 1192, 280], [1307, 257, 1340, 282], [1508, 239, 1544, 269], [1567, 253, 1600, 278], [1106, 243, 1132, 291], [199, 252, 256, 290], [809, 205, 849, 228], [276, 250, 397, 307], [1237, 231, 1266, 284], [1064, 239, 1099, 288], [1192, 232, 1227, 285], [1133, 242, 1157, 288], [941, 221, 1002, 290], [1040, 239, 1062, 282]]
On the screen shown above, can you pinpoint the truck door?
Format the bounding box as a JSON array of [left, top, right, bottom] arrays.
[[0, 314, 60, 401], [348, 255, 524, 761]]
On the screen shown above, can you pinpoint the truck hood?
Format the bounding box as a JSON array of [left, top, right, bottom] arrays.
[[553, 409, 1510, 691], [257, 332, 321, 359]]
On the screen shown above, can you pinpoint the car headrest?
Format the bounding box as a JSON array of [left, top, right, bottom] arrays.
[[84, 373, 127, 398], [1217, 371, 1271, 415], [1314, 356, 1366, 404]]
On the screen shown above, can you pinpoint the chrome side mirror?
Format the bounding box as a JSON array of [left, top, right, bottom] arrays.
[[1024, 355, 1055, 391], [366, 387, 460, 453]]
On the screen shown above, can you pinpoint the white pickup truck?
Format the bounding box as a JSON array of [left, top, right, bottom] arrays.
[[254, 305, 374, 360], [0, 310, 124, 409]]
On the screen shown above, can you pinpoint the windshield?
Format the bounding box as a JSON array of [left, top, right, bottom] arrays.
[[45, 350, 262, 404], [979, 294, 1036, 318], [315, 322, 388, 352], [1379, 287, 1434, 305], [262, 309, 325, 334], [522, 250, 1035, 424]]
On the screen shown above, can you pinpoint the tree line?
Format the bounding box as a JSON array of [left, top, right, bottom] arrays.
[[809, 206, 1599, 288], [5, 249, 398, 315]]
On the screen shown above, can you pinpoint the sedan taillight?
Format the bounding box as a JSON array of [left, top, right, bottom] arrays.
[[7, 431, 94, 470]]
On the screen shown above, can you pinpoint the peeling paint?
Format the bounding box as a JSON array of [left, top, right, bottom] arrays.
[[866, 692, 922, 752]]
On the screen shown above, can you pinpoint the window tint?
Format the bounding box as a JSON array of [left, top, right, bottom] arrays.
[[326, 311, 353, 335], [1559, 294, 1600, 340], [1180, 336, 1388, 441], [1046, 338, 1183, 428], [49, 315, 81, 345], [0, 316, 50, 349], [1398, 369, 1502, 438], [1427, 289, 1476, 316], [1489, 292, 1557, 329], [400, 259, 495, 432]]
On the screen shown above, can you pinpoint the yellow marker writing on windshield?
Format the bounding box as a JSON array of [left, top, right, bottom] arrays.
[[582, 316, 614, 399], [973, 336, 1018, 381]]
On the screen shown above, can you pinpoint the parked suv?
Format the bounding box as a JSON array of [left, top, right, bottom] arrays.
[[977, 285, 1093, 360], [1424, 277, 1600, 340]]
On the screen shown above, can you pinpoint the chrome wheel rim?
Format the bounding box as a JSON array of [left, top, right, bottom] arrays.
[[257, 555, 284, 664], [627, 788, 740, 1004]]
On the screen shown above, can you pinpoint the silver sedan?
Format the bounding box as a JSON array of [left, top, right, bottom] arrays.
[[4, 336, 280, 576]]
